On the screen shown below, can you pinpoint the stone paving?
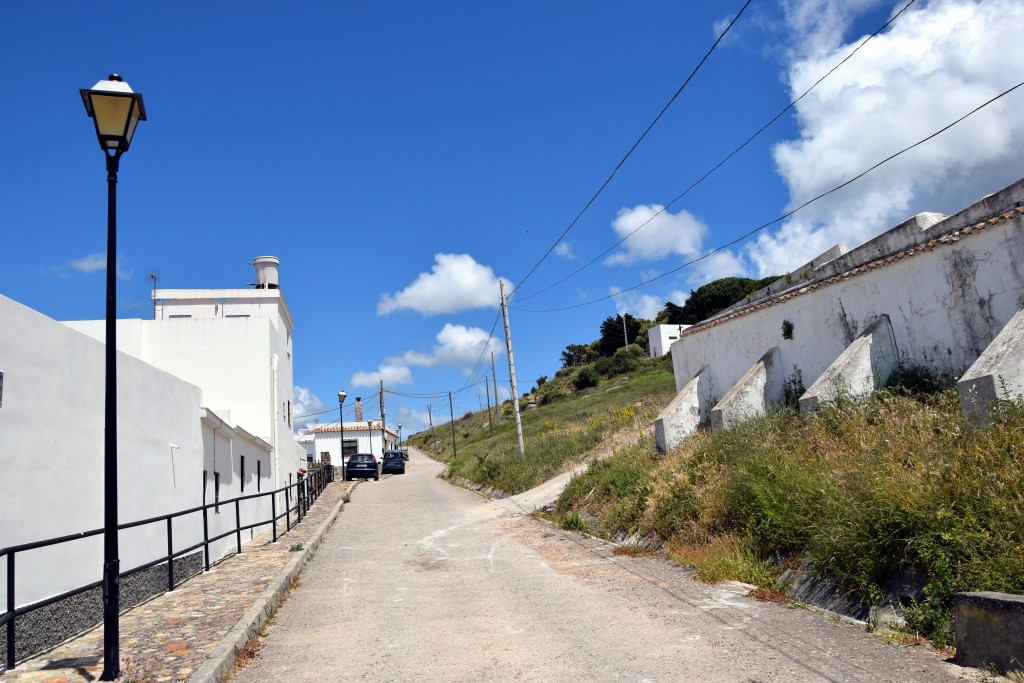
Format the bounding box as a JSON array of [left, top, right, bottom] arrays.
[[0, 481, 351, 683]]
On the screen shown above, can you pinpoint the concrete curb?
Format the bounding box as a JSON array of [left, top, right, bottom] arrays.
[[188, 482, 355, 683]]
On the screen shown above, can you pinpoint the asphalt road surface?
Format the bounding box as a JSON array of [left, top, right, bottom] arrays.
[[232, 449, 981, 682]]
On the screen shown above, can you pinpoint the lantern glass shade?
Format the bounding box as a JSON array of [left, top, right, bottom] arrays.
[[338, 391, 347, 403], [81, 77, 146, 152]]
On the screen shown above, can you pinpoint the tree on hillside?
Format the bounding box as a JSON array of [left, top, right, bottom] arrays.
[[597, 313, 643, 357], [658, 276, 778, 325], [560, 343, 599, 368]]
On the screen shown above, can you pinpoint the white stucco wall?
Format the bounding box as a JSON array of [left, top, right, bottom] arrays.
[[0, 296, 205, 610], [669, 189, 1024, 413]]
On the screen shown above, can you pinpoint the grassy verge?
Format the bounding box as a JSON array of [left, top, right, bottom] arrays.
[[407, 353, 676, 494], [552, 387, 1024, 646]]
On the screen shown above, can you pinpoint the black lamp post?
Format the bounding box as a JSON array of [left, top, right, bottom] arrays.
[[397, 423, 402, 449], [337, 390, 346, 480], [80, 73, 146, 682]]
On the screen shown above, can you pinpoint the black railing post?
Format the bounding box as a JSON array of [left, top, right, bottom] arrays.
[[6, 552, 15, 671], [234, 500, 242, 555], [166, 518, 174, 592], [271, 496, 278, 543], [285, 488, 291, 532], [201, 505, 210, 572]]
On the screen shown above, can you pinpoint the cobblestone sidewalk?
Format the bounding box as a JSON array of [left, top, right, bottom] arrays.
[[0, 481, 352, 683]]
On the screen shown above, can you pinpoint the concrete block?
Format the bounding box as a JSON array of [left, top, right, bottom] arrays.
[[800, 315, 898, 413], [953, 591, 1024, 674], [654, 366, 710, 453], [958, 307, 1024, 421], [709, 347, 782, 430]]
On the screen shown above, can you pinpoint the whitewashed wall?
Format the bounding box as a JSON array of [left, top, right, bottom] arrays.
[[669, 180, 1024, 412], [0, 295, 284, 612], [0, 296, 204, 610]]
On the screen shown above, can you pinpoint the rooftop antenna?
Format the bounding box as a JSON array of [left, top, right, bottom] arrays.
[[147, 268, 159, 319]]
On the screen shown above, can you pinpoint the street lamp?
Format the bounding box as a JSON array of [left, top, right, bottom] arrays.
[[397, 423, 403, 449], [337, 391, 346, 481], [80, 73, 146, 683]]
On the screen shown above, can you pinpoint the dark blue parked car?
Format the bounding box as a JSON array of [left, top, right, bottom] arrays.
[[382, 450, 405, 474], [345, 453, 380, 481]]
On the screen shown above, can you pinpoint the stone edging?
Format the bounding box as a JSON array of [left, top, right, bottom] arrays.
[[187, 483, 355, 683]]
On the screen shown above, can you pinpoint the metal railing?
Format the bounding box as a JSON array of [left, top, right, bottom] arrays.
[[1, 465, 333, 671]]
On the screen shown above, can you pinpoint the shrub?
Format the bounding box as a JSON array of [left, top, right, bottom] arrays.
[[573, 367, 599, 390]]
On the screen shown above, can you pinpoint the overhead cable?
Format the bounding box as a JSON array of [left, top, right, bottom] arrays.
[[509, 0, 753, 297], [511, 79, 1024, 313], [514, 0, 920, 303]]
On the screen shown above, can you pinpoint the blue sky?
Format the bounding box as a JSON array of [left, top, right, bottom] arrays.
[[2, 1, 1022, 436]]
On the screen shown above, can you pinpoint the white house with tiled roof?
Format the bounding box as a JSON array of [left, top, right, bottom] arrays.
[[309, 420, 399, 464]]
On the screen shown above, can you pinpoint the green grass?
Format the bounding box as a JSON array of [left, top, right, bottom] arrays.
[[551, 387, 1024, 646], [407, 353, 676, 494]]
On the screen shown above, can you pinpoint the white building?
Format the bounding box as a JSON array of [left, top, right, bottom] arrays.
[[648, 324, 690, 357], [297, 431, 316, 463], [309, 420, 399, 464], [0, 256, 305, 646], [66, 256, 305, 494], [0, 294, 206, 618]]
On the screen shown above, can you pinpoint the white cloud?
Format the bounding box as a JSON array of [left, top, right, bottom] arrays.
[[606, 205, 708, 266], [68, 253, 133, 280], [748, 0, 1024, 275], [351, 363, 414, 389], [293, 386, 327, 432], [554, 242, 575, 259], [610, 287, 663, 320], [377, 253, 511, 316], [354, 324, 503, 388]]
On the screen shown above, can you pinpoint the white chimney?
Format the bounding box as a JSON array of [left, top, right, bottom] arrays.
[[253, 256, 280, 289]]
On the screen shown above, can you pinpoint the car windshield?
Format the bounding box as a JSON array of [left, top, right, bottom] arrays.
[[349, 454, 373, 462]]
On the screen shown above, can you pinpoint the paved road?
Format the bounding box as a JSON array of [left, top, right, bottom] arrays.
[[233, 449, 980, 682]]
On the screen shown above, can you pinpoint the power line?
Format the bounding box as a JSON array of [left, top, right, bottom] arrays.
[[508, 0, 753, 297], [294, 391, 380, 421], [514, 0, 920, 304], [511, 79, 1024, 313]]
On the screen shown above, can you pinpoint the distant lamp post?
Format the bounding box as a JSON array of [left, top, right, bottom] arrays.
[[397, 423, 403, 449], [80, 73, 147, 683], [337, 390, 346, 480]]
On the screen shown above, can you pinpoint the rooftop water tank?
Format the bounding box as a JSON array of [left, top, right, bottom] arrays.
[[253, 256, 280, 289]]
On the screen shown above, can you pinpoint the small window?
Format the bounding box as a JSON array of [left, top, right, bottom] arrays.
[[240, 455, 246, 493], [203, 469, 208, 503], [169, 314, 192, 319], [226, 314, 250, 318], [287, 400, 292, 428], [214, 472, 221, 513], [257, 461, 262, 491], [0, 370, 4, 408]]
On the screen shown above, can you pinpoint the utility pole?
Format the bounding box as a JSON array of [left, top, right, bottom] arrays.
[[428, 404, 435, 445], [379, 381, 387, 450], [499, 280, 525, 456], [485, 381, 493, 433], [448, 391, 458, 465], [491, 352, 500, 424], [622, 313, 629, 347]]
